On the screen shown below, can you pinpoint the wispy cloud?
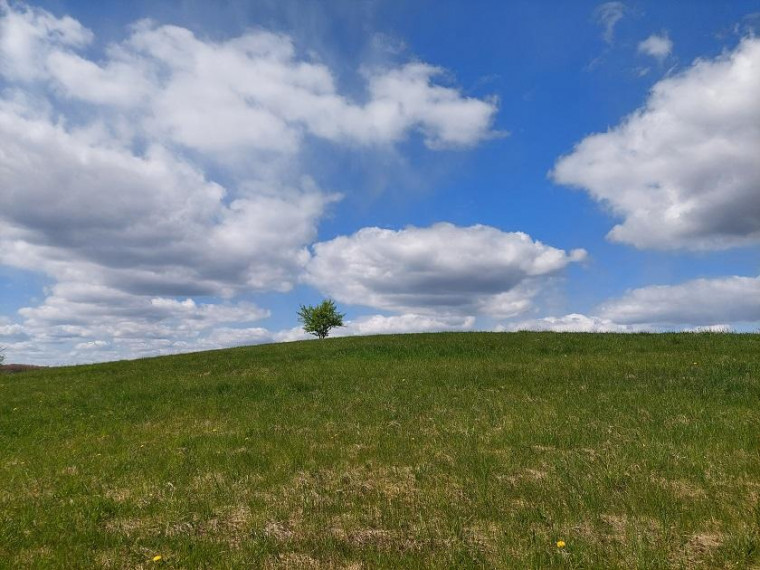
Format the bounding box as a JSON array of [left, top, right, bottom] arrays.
[[594, 1, 626, 44]]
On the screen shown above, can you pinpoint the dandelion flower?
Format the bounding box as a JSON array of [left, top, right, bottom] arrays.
[[556, 540, 566, 548], [152, 555, 162, 562]]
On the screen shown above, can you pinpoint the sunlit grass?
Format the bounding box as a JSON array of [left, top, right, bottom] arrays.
[[1, 332, 759, 568]]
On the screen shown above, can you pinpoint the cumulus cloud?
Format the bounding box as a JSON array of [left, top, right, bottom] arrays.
[[0, 101, 335, 297], [553, 37, 760, 250], [0, 0, 92, 81], [594, 2, 626, 44], [501, 273, 760, 332], [304, 223, 586, 316], [685, 324, 732, 333], [599, 275, 760, 326], [0, 4, 497, 154], [499, 313, 644, 333], [0, 2, 499, 364], [638, 33, 673, 60], [339, 313, 475, 336], [0, 318, 30, 343], [2, 281, 273, 364]]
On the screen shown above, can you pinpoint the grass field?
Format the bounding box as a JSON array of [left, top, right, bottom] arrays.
[[1, 332, 759, 569]]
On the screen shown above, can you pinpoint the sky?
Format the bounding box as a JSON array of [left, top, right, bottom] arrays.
[[1, 0, 759, 365]]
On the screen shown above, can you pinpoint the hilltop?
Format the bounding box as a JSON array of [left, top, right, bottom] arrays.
[[1, 332, 759, 569]]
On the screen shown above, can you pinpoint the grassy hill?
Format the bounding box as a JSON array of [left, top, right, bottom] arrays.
[[1, 332, 759, 569]]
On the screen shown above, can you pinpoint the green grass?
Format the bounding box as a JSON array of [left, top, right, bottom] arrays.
[[1, 332, 759, 569]]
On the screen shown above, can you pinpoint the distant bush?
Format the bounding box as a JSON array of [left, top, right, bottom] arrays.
[[297, 299, 345, 339], [1, 364, 44, 373]]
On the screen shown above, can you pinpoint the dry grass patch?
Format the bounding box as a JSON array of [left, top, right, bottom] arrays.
[[463, 521, 500, 554], [264, 553, 364, 569], [104, 516, 156, 537], [679, 531, 724, 567], [15, 546, 53, 565], [104, 503, 253, 549], [652, 476, 707, 500], [600, 513, 663, 544], [198, 504, 252, 548], [599, 514, 628, 543], [264, 520, 298, 542], [103, 486, 133, 503], [95, 547, 151, 569], [501, 466, 550, 485], [277, 464, 420, 508], [330, 527, 409, 551]]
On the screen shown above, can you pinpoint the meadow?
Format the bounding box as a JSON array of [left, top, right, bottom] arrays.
[[1, 332, 759, 569]]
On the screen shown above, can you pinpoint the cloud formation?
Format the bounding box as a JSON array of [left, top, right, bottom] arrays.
[[304, 223, 586, 316], [503, 271, 760, 333], [499, 313, 643, 333], [638, 33, 673, 60], [340, 313, 475, 336], [0, 1, 499, 364], [594, 2, 626, 44], [0, 4, 497, 153], [1, 281, 272, 364], [0, 102, 334, 296], [598, 275, 760, 326], [553, 37, 760, 250]]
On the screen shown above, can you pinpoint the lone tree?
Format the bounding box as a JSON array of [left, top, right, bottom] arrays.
[[297, 299, 345, 339]]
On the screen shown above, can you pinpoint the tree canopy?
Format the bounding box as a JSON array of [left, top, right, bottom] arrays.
[[297, 300, 345, 339]]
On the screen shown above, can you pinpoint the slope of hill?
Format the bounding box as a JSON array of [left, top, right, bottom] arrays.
[[1, 332, 759, 569]]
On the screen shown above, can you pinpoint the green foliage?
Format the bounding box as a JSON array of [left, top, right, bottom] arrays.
[[297, 298, 345, 339], [1, 332, 760, 568]]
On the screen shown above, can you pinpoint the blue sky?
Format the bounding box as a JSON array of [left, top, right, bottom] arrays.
[[1, 0, 759, 364]]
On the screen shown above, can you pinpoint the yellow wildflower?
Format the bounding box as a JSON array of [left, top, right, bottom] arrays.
[[152, 555, 163, 562], [556, 540, 566, 548]]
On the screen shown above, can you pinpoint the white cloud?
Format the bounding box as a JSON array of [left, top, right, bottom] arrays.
[[501, 273, 760, 333], [0, 5, 498, 154], [0, 0, 91, 81], [360, 63, 500, 149], [638, 33, 673, 60], [339, 313, 475, 336], [304, 223, 586, 316], [553, 37, 760, 250], [1, 280, 273, 364], [0, 101, 334, 296], [594, 2, 626, 44], [685, 324, 732, 333], [0, 3, 499, 364], [599, 275, 760, 326], [499, 313, 644, 333], [134, 32, 496, 151], [0, 319, 29, 342], [199, 326, 292, 349]]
